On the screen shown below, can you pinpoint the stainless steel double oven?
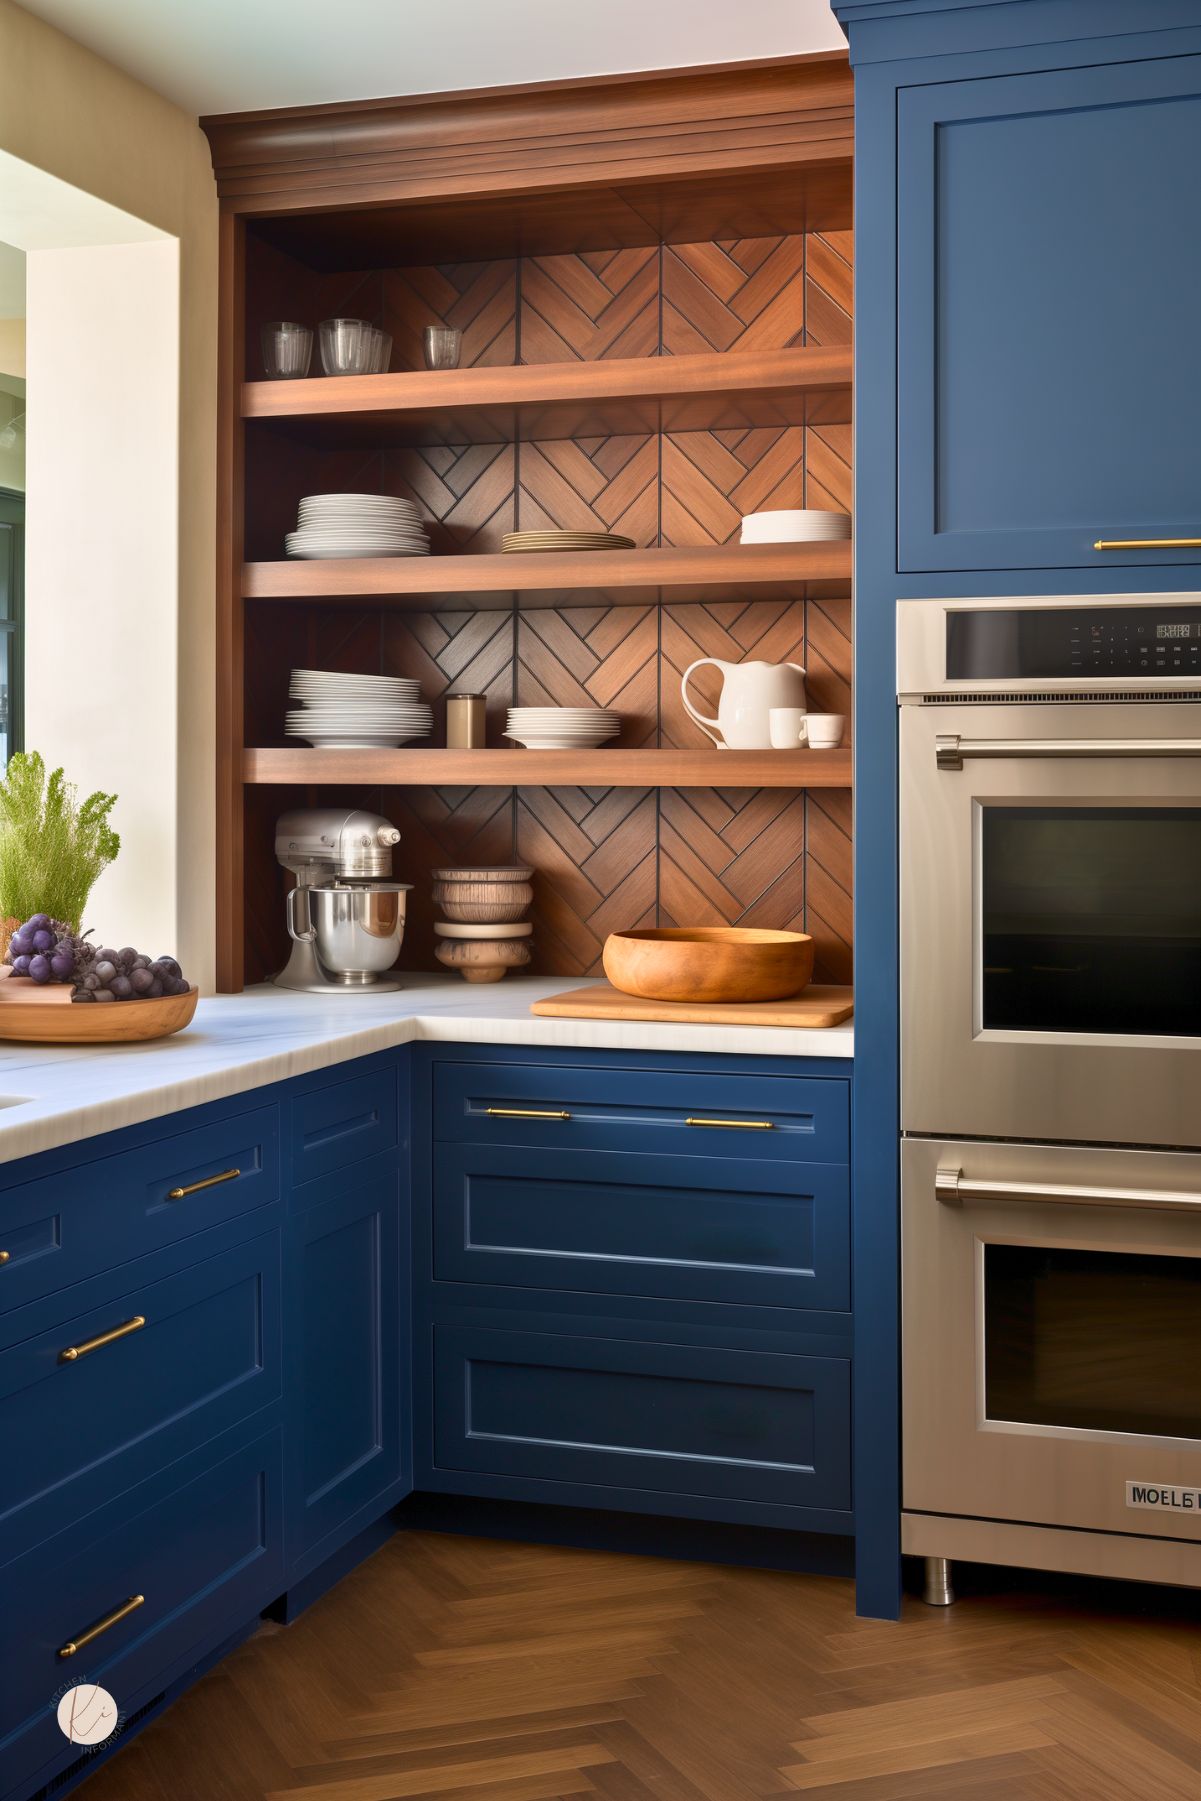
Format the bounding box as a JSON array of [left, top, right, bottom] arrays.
[[899, 595, 1201, 1590]]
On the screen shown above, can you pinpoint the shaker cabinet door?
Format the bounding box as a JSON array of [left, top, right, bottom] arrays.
[[897, 55, 1201, 573], [284, 1158, 407, 1569]]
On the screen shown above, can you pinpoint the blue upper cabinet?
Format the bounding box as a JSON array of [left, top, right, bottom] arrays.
[[896, 51, 1201, 574]]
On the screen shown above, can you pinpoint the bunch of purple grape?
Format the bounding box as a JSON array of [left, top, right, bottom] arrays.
[[72, 948, 190, 1004], [7, 914, 93, 985]]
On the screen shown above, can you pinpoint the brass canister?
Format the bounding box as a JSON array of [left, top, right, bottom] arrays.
[[446, 693, 486, 748]]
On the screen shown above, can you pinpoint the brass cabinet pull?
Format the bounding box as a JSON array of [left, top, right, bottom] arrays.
[[0, 1250, 9, 1265], [168, 1166, 240, 1200], [59, 1315, 146, 1363], [685, 1116, 775, 1131], [1093, 537, 1201, 550], [59, 1595, 145, 1659], [484, 1107, 570, 1121]]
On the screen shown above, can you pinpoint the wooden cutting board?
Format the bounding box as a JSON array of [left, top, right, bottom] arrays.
[[531, 982, 853, 1029]]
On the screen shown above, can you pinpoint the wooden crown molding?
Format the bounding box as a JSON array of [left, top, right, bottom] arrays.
[[200, 53, 853, 211]]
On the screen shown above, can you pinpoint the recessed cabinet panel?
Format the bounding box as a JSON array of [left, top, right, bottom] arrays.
[[0, 1106, 278, 1318], [0, 1232, 281, 1559], [433, 1144, 849, 1311], [433, 1062, 850, 1164], [287, 1162, 405, 1558], [898, 56, 1201, 571], [287, 1066, 398, 1193], [434, 1324, 850, 1510], [1, 1429, 282, 1799]]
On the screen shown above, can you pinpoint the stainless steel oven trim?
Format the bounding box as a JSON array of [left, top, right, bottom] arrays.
[[898, 592, 1201, 702], [903, 1137, 1201, 1538], [901, 699, 1201, 1143]]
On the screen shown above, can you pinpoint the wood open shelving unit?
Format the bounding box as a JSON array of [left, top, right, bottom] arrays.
[[242, 541, 852, 604], [205, 54, 855, 990], [242, 345, 853, 444], [243, 748, 852, 788]]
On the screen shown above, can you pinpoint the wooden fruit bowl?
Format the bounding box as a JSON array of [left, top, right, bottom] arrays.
[[603, 926, 814, 1004], [0, 968, 199, 1043]]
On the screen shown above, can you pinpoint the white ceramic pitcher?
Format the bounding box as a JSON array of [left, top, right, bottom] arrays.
[[680, 658, 808, 749]]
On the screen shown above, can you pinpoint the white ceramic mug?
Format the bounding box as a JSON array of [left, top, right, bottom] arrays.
[[805, 713, 846, 749], [768, 706, 808, 748]]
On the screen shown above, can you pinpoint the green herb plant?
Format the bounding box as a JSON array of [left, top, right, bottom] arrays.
[[0, 752, 120, 931]]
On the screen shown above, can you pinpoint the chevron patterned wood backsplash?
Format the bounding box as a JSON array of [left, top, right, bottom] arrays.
[[242, 229, 852, 985]]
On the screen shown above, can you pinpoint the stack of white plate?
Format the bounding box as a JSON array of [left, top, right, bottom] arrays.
[[285, 668, 432, 748], [285, 493, 431, 559], [740, 508, 851, 544], [504, 707, 619, 750]]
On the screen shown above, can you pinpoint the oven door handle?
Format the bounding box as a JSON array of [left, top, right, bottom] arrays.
[[936, 734, 1201, 770], [936, 1165, 1201, 1212]]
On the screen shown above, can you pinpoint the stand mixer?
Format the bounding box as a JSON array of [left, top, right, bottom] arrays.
[[274, 808, 412, 994]]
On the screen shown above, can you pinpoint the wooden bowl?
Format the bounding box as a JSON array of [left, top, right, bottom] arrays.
[[434, 938, 533, 984], [602, 927, 813, 1004], [0, 969, 199, 1042]]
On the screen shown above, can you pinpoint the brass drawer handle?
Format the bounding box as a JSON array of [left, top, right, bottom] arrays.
[[1094, 537, 1201, 550], [484, 1107, 570, 1121], [685, 1116, 775, 1131], [59, 1315, 146, 1363], [59, 1594, 145, 1659], [168, 1166, 240, 1200], [0, 1250, 9, 1265]]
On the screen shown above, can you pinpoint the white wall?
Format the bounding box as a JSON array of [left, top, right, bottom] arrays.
[[0, 0, 218, 986], [24, 240, 179, 953]]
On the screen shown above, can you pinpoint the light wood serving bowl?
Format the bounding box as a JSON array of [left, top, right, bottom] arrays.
[[0, 969, 199, 1042], [603, 926, 814, 1004]]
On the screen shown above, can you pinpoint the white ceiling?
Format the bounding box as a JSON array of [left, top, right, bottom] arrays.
[[0, 242, 24, 320], [17, 0, 846, 117]]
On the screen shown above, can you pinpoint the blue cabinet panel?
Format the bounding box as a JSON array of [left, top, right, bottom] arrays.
[[898, 54, 1201, 571], [286, 1157, 405, 1562], [433, 1061, 849, 1164], [287, 1065, 398, 1193], [0, 1427, 283, 1799], [432, 1143, 850, 1312], [0, 1104, 278, 1317], [0, 1230, 281, 1561], [433, 1323, 851, 1512]]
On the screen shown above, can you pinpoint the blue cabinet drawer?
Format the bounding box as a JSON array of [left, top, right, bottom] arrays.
[[433, 1062, 849, 1164], [0, 1230, 280, 1559], [0, 1105, 278, 1316], [433, 1324, 850, 1512], [0, 1426, 282, 1799], [286, 1065, 398, 1194], [433, 1144, 849, 1311]]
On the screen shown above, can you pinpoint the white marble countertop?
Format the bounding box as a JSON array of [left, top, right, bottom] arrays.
[[0, 974, 853, 1166]]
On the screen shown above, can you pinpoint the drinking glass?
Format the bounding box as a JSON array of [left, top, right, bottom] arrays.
[[423, 327, 462, 370], [260, 321, 313, 379]]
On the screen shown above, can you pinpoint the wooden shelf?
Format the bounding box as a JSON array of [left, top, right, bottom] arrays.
[[242, 347, 852, 445], [242, 540, 852, 606], [242, 747, 852, 789]]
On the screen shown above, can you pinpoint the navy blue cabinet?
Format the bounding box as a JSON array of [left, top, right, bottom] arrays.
[[433, 1323, 851, 1514], [433, 1143, 850, 1312], [419, 1047, 854, 1540], [897, 52, 1201, 573], [286, 1156, 406, 1570]]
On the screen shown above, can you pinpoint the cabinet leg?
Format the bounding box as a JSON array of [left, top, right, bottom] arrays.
[[922, 1556, 955, 1607]]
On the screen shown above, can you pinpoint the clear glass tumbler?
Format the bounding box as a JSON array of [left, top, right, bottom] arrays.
[[423, 327, 463, 370], [260, 321, 313, 379]]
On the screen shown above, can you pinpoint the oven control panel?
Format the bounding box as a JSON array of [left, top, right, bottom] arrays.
[[947, 606, 1201, 681]]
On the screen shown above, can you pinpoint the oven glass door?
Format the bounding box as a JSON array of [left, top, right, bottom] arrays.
[[981, 806, 1201, 1036], [900, 700, 1201, 1145], [903, 1138, 1201, 1539]]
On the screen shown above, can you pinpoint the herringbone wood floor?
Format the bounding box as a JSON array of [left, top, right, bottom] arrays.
[[81, 1534, 1201, 1801]]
